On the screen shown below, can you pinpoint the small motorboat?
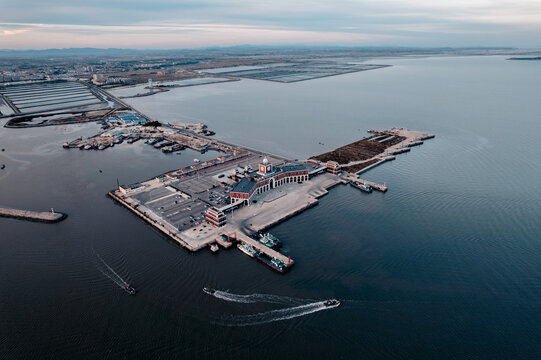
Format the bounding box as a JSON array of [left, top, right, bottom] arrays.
[[125, 285, 137, 295], [323, 299, 340, 307], [203, 287, 216, 295]]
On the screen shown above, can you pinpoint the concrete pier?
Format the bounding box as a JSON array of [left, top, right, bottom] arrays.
[[236, 233, 295, 268], [357, 179, 387, 192], [0, 207, 66, 223]]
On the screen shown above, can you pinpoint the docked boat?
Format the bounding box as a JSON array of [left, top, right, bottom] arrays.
[[125, 285, 137, 295], [359, 183, 372, 192], [237, 242, 257, 258], [154, 140, 172, 148], [203, 287, 216, 295], [323, 299, 340, 307], [258, 232, 282, 250], [210, 243, 219, 253], [350, 181, 372, 193], [256, 252, 286, 273]]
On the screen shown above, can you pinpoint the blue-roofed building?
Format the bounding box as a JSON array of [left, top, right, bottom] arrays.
[[229, 158, 308, 206], [117, 113, 146, 125], [232, 177, 257, 195]]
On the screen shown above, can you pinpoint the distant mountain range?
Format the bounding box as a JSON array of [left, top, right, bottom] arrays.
[[0, 46, 518, 58], [507, 57, 541, 61]]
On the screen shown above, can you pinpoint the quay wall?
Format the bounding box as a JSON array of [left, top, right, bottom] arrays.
[[108, 191, 200, 252]]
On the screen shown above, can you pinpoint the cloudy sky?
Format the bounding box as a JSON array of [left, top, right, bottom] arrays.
[[1, 0, 540, 49]]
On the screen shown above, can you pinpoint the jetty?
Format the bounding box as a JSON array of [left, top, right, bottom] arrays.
[[356, 179, 387, 192], [237, 233, 295, 270], [311, 128, 434, 174], [0, 207, 67, 223]]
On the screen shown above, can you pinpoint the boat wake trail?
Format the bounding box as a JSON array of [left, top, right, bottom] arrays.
[[94, 252, 130, 291], [210, 290, 309, 305], [217, 301, 338, 327]]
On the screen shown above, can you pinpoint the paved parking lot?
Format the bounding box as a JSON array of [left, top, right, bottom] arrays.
[[162, 199, 208, 230], [119, 151, 289, 237], [177, 176, 217, 194]]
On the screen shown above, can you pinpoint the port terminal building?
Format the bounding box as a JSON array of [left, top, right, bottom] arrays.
[[229, 158, 308, 206], [205, 158, 309, 227]]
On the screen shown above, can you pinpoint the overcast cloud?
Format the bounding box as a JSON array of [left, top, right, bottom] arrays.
[[0, 0, 540, 49]]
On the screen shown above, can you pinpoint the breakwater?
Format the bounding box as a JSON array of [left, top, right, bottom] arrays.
[[0, 207, 67, 223]]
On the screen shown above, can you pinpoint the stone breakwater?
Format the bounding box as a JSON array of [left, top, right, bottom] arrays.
[[0, 207, 67, 223]]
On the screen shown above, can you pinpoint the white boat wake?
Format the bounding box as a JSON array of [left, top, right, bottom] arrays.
[[94, 252, 131, 291], [209, 290, 309, 305], [218, 301, 339, 327]]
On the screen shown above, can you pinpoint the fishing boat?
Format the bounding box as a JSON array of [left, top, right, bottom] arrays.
[[237, 242, 257, 258], [349, 181, 372, 193], [258, 232, 282, 249], [359, 183, 372, 192], [256, 253, 286, 273]]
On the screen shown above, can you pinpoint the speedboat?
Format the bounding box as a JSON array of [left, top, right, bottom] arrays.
[[125, 285, 137, 295], [203, 287, 216, 295], [323, 299, 340, 307]]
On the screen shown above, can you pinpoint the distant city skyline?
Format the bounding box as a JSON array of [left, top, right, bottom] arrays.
[[1, 0, 541, 49]]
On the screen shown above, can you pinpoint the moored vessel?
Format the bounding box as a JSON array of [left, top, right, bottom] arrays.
[[256, 252, 286, 273], [258, 232, 282, 250], [237, 242, 257, 258], [349, 181, 372, 193]]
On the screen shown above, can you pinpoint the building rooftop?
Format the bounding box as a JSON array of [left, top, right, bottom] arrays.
[[280, 164, 307, 172], [120, 182, 143, 190], [232, 177, 256, 194]]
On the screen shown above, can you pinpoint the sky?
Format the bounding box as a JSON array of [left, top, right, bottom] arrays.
[[0, 0, 540, 49]]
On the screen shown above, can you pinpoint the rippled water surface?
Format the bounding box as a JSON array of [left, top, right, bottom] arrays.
[[1, 55, 541, 359]]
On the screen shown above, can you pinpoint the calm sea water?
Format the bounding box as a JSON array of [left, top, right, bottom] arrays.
[[1, 55, 541, 359]]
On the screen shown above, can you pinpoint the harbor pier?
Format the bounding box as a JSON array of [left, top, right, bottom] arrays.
[[107, 125, 434, 273], [236, 233, 295, 270], [0, 207, 67, 223]]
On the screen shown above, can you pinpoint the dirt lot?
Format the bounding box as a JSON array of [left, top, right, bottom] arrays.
[[310, 135, 405, 164]]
